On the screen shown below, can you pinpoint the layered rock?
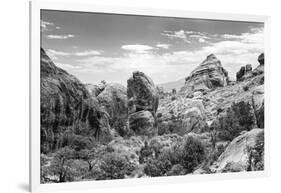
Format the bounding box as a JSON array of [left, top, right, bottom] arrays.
[[127, 71, 159, 137], [128, 110, 156, 137], [40, 48, 110, 153], [181, 54, 229, 94], [214, 129, 264, 172]]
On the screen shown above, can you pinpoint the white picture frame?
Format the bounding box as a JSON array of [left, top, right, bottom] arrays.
[[30, 0, 271, 192]]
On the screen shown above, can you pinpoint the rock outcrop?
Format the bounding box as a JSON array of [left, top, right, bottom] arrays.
[[236, 64, 252, 82], [127, 71, 159, 137], [214, 129, 264, 172], [181, 54, 229, 94], [252, 85, 264, 128], [258, 53, 264, 65], [40, 48, 111, 153], [96, 83, 128, 126]]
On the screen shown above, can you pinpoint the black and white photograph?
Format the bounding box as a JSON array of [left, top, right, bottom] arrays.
[[40, 9, 265, 184]]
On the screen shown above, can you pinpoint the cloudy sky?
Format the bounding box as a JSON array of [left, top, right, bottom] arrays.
[[41, 10, 264, 85]]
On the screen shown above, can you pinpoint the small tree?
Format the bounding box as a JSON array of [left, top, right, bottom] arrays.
[[180, 136, 206, 173], [48, 147, 75, 182]]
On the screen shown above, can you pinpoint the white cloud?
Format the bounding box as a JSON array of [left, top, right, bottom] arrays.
[[121, 44, 154, 53], [56, 63, 82, 70], [156, 43, 171, 49], [161, 30, 191, 43], [74, 50, 101, 56], [74, 26, 264, 84], [41, 20, 61, 32], [41, 20, 54, 32], [46, 34, 75, 39], [47, 49, 101, 59]]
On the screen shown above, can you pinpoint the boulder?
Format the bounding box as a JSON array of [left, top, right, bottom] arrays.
[[215, 129, 264, 172], [181, 54, 229, 94], [127, 71, 159, 136], [128, 110, 156, 137], [127, 71, 159, 115], [96, 83, 128, 126], [40, 48, 111, 153]]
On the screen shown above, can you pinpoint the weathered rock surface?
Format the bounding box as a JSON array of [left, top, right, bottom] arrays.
[[158, 97, 209, 135], [127, 71, 159, 137], [236, 64, 252, 82], [127, 71, 159, 115], [181, 54, 229, 94], [258, 53, 264, 65], [96, 83, 128, 126], [40, 48, 110, 153], [214, 129, 264, 172], [252, 85, 264, 128], [128, 110, 156, 137]]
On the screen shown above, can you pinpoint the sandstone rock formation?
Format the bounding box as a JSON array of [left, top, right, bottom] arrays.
[[128, 110, 156, 137], [96, 83, 128, 125], [40, 48, 111, 153], [214, 129, 264, 172], [127, 71, 159, 137], [127, 71, 159, 115], [258, 53, 264, 65], [236, 64, 252, 82], [181, 54, 229, 94]]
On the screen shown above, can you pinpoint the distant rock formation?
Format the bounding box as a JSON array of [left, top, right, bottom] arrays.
[[258, 53, 264, 65], [127, 71, 159, 137], [40, 48, 111, 153], [236, 64, 252, 82], [235, 53, 264, 82], [181, 54, 229, 94]]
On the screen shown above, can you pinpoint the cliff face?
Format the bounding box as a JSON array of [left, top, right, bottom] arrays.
[[40, 48, 110, 153], [181, 54, 229, 94]]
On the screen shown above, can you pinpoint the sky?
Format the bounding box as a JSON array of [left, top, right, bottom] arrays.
[[41, 10, 264, 85]]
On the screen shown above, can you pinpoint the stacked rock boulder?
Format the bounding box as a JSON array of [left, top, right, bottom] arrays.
[[127, 71, 159, 137]]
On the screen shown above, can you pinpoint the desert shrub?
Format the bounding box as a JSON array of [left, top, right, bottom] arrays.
[[179, 136, 206, 173], [139, 141, 154, 163], [157, 120, 184, 136], [112, 117, 129, 137], [95, 153, 136, 180], [45, 147, 76, 182], [143, 136, 206, 176], [247, 132, 264, 171], [171, 96, 176, 101], [167, 164, 185, 176], [144, 154, 172, 177], [211, 101, 256, 141]]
